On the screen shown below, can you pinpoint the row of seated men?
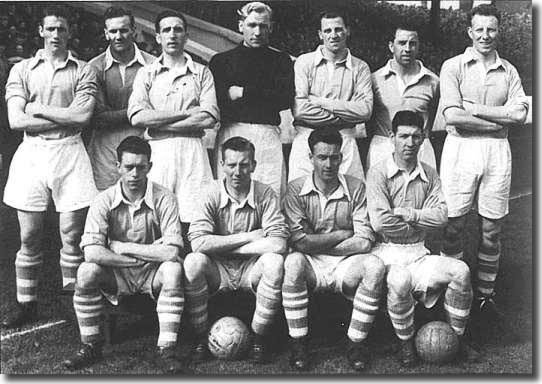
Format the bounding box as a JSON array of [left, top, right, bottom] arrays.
[[1, 1, 528, 374]]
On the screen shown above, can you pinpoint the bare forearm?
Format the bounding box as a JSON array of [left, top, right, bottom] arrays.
[[116, 242, 180, 263], [84, 246, 142, 267], [192, 233, 253, 255], [154, 113, 215, 134], [444, 108, 502, 132], [293, 230, 351, 254], [230, 237, 287, 257], [131, 109, 190, 129], [8, 113, 60, 132], [471, 104, 527, 125], [326, 237, 372, 256]]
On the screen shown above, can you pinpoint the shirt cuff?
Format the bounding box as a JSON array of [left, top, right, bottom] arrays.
[[80, 233, 106, 249]]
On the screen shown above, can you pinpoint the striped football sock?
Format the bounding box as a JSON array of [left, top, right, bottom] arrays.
[[282, 283, 309, 338], [348, 282, 381, 342], [476, 249, 500, 298], [60, 250, 84, 290], [15, 251, 43, 303], [73, 285, 104, 345], [387, 294, 416, 341], [156, 287, 184, 348], [184, 277, 209, 336], [252, 277, 281, 335], [444, 282, 472, 336]]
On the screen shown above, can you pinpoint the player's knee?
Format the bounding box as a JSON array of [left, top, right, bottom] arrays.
[[160, 261, 183, 285], [450, 260, 471, 286], [480, 219, 502, 250], [183, 252, 209, 277], [60, 224, 84, 252], [261, 252, 284, 282], [284, 252, 306, 279], [363, 255, 386, 286], [386, 266, 411, 295], [19, 226, 41, 253], [444, 217, 465, 241], [76, 262, 103, 287]]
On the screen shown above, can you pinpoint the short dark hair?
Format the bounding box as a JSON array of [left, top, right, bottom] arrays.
[[391, 110, 424, 134], [103, 6, 135, 28], [221, 136, 255, 161], [308, 129, 343, 153], [390, 23, 419, 42], [469, 4, 501, 25], [41, 6, 70, 26], [117, 136, 151, 162], [154, 10, 187, 33], [319, 10, 348, 29]]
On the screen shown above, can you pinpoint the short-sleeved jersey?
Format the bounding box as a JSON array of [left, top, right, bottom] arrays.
[[5, 49, 98, 139], [127, 53, 219, 140], [283, 173, 374, 245], [80, 180, 183, 250], [188, 179, 289, 242]]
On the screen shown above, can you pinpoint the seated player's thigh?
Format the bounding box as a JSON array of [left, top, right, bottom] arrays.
[[338, 254, 381, 299], [184, 252, 222, 294], [411, 255, 468, 291]]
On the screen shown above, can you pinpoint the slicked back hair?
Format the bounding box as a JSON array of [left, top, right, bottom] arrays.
[[41, 6, 70, 26], [154, 10, 187, 33], [391, 110, 424, 134], [237, 2, 273, 21], [103, 6, 135, 28], [469, 4, 501, 25], [117, 136, 152, 162], [319, 10, 348, 29], [221, 136, 256, 161], [308, 129, 343, 153]]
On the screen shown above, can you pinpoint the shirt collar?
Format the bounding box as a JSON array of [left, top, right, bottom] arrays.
[[29, 49, 79, 70], [385, 156, 428, 182], [219, 179, 256, 209], [111, 179, 155, 210], [314, 45, 353, 70], [154, 52, 196, 75], [462, 46, 504, 70], [299, 173, 352, 201], [382, 59, 431, 82], [104, 43, 147, 71]]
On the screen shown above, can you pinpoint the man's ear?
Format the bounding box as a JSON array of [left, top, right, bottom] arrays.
[[238, 19, 244, 34]]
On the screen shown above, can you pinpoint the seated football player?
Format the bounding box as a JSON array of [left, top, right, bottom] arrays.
[[366, 110, 479, 367], [281, 129, 385, 372], [184, 136, 289, 364], [63, 136, 188, 374]]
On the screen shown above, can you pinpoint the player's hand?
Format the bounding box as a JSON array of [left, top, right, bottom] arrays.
[[109, 240, 126, 255], [393, 207, 412, 221], [336, 229, 354, 240], [248, 229, 265, 240], [25, 102, 44, 117], [228, 86, 244, 101]]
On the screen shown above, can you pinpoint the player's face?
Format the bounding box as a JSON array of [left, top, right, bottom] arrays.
[[104, 16, 135, 55], [221, 149, 256, 192], [392, 125, 424, 163], [468, 14, 499, 56], [117, 152, 152, 194], [239, 11, 272, 48], [156, 16, 187, 56], [310, 142, 342, 183], [39, 16, 70, 53], [389, 29, 419, 66], [319, 17, 349, 55]]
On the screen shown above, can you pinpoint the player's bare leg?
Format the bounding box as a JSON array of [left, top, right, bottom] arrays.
[[441, 215, 468, 260], [282, 252, 317, 370], [340, 254, 385, 371], [248, 252, 284, 363], [2, 210, 46, 328], [183, 252, 221, 362], [59, 208, 87, 292], [151, 261, 188, 374], [386, 265, 417, 367], [425, 257, 480, 362], [64, 262, 116, 370]]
